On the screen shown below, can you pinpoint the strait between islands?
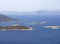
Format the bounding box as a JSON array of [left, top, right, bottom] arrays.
[[0, 14, 32, 31]]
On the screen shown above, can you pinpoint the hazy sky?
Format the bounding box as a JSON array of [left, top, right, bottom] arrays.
[[0, 0, 60, 11]]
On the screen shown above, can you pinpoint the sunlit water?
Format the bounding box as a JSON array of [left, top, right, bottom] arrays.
[[0, 14, 60, 44]]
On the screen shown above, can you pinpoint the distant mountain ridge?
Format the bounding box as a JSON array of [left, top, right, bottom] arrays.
[[0, 14, 16, 22], [0, 11, 60, 14]]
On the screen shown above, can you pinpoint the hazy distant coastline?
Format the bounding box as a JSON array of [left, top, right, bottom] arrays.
[[0, 10, 60, 15], [0, 14, 17, 22]]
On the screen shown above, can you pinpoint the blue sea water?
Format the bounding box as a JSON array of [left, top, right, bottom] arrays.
[[0, 14, 60, 44]]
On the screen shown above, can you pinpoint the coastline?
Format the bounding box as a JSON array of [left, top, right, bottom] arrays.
[[0, 26, 32, 31]]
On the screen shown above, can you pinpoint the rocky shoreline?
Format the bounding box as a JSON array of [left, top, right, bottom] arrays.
[[0, 26, 32, 31]]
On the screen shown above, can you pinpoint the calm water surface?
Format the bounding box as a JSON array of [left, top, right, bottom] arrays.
[[0, 14, 60, 44]]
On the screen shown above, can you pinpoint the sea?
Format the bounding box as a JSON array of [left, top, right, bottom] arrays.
[[0, 13, 60, 44]]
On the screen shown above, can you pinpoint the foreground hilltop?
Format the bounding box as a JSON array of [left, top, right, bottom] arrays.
[[0, 14, 16, 22]]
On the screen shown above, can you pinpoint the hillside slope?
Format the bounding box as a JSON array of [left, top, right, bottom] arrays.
[[0, 14, 16, 22]]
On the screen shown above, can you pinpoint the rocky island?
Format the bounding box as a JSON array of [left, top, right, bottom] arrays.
[[0, 24, 32, 31], [44, 26, 60, 29]]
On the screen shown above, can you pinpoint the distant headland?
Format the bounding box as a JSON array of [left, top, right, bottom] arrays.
[[0, 14, 16, 22]]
